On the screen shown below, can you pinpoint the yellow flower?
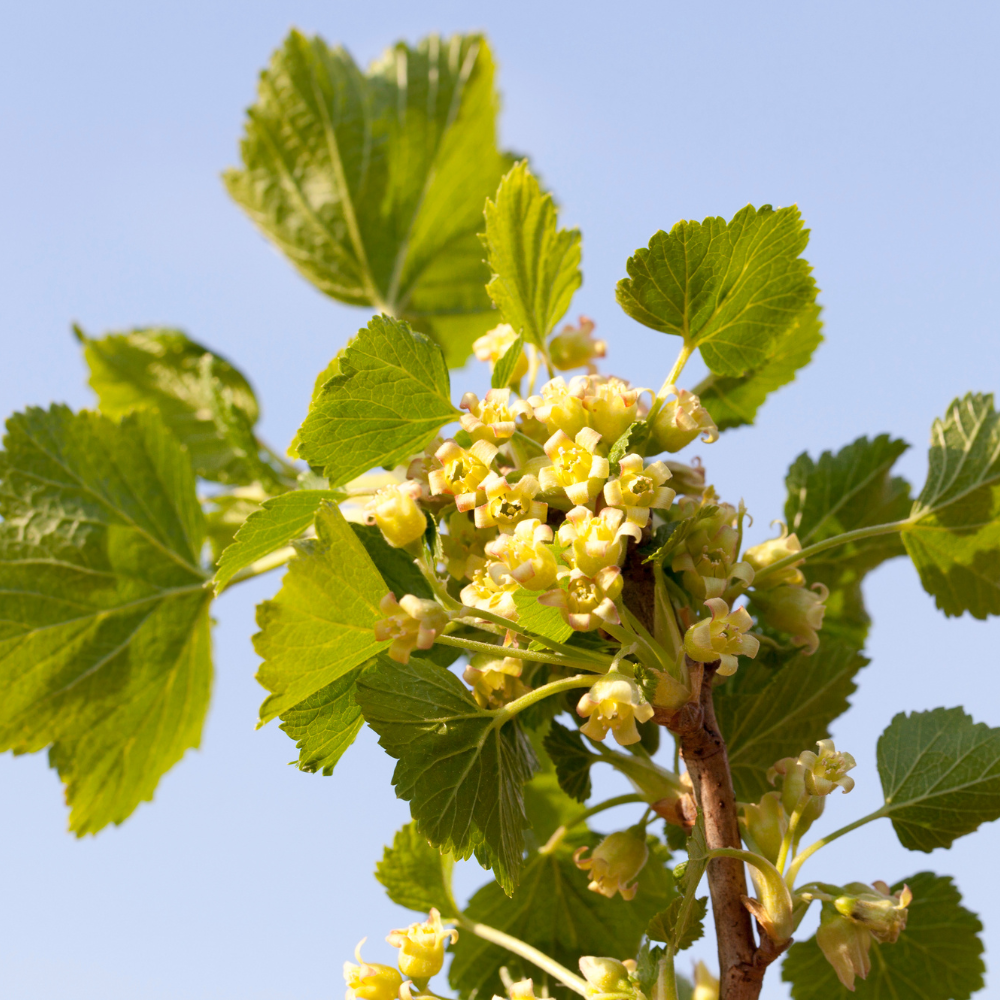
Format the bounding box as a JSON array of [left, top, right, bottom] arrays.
[[558, 505, 641, 576], [427, 439, 498, 511], [767, 755, 826, 836], [743, 524, 805, 587], [578, 957, 643, 1000], [798, 739, 857, 796], [485, 518, 558, 591], [439, 510, 494, 581], [577, 375, 646, 444], [670, 502, 753, 600], [491, 980, 537, 1000], [603, 454, 676, 527], [750, 582, 828, 654], [576, 671, 654, 746], [539, 427, 611, 505], [548, 315, 606, 372], [527, 376, 590, 438], [365, 482, 427, 549], [816, 905, 873, 990], [460, 388, 523, 442], [460, 562, 521, 621], [682, 598, 760, 676], [374, 594, 453, 664], [386, 908, 458, 980], [692, 962, 719, 1000], [650, 386, 718, 452], [473, 323, 529, 383], [573, 827, 648, 900], [345, 941, 403, 1000], [463, 652, 526, 708], [539, 566, 623, 632], [474, 473, 548, 533]]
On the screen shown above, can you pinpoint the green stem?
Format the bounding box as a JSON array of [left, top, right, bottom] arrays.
[[461, 606, 612, 666], [775, 792, 811, 875], [435, 634, 605, 672], [786, 807, 887, 888], [492, 674, 596, 727], [646, 342, 695, 424], [512, 430, 546, 457], [456, 916, 589, 996], [752, 520, 910, 587], [656, 948, 679, 1000], [538, 793, 646, 854], [222, 545, 297, 589]]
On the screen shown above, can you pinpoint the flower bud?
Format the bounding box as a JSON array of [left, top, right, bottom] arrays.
[[603, 455, 676, 527], [767, 756, 825, 836], [345, 942, 404, 1000], [549, 316, 606, 372], [692, 961, 719, 1000], [473, 323, 529, 384], [750, 582, 828, 654], [798, 739, 856, 796], [815, 904, 872, 991], [577, 375, 645, 444], [558, 505, 641, 576], [539, 427, 611, 506], [650, 387, 718, 453], [485, 518, 558, 591], [741, 854, 795, 944], [365, 482, 427, 549], [576, 671, 654, 746], [492, 980, 537, 1000], [833, 881, 912, 944], [374, 594, 453, 664], [528, 376, 590, 439], [739, 791, 787, 866], [664, 459, 706, 497], [539, 566, 624, 632], [578, 956, 643, 1000], [475, 473, 548, 533], [670, 502, 752, 600], [573, 827, 649, 900], [386, 908, 458, 980], [683, 598, 760, 676], [743, 525, 805, 588]]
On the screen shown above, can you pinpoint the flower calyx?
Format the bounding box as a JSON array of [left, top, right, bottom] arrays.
[[682, 598, 760, 676], [767, 755, 825, 837], [386, 908, 458, 980], [670, 502, 754, 601], [739, 791, 788, 866], [345, 941, 404, 1000], [375, 594, 455, 664], [463, 651, 527, 709], [540, 566, 624, 632], [603, 455, 676, 527], [739, 853, 796, 945], [578, 956, 646, 1000], [576, 670, 654, 745], [528, 376, 590, 439], [573, 825, 649, 900], [749, 582, 829, 654], [491, 979, 538, 1000], [799, 739, 857, 796], [559, 505, 640, 577], [365, 482, 428, 549], [549, 315, 606, 372], [815, 904, 873, 991], [578, 375, 646, 443], [833, 880, 913, 944], [650, 385, 718, 453], [539, 427, 611, 506]]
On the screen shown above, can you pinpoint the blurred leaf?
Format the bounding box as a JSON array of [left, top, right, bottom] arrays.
[[646, 895, 708, 952], [543, 720, 596, 803], [375, 820, 457, 916], [491, 332, 525, 389]]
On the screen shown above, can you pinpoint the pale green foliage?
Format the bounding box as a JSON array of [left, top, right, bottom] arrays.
[[714, 641, 866, 801], [294, 315, 459, 484], [449, 835, 677, 999], [491, 332, 525, 389], [904, 392, 1000, 617], [253, 502, 390, 723], [376, 821, 458, 917], [877, 707, 1000, 851], [357, 656, 537, 894], [0, 406, 211, 834], [616, 205, 817, 376], [695, 303, 823, 430], [782, 873, 985, 1000], [483, 162, 582, 347], [225, 30, 509, 365], [214, 489, 343, 592]]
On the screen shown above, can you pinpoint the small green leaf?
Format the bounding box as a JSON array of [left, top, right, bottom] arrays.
[[608, 420, 648, 473], [616, 205, 817, 377], [76, 326, 283, 488], [782, 872, 985, 1000], [295, 315, 460, 486], [483, 161, 582, 347], [278, 662, 367, 774], [714, 641, 867, 802], [695, 303, 823, 430], [356, 656, 537, 893], [253, 502, 390, 723], [543, 721, 596, 803], [449, 835, 677, 999], [646, 896, 708, 952], [491, 332, 525, 389], [0, 406, 212, 834], [224, 31, 509, 365], [214, 489, 344, 592], [903, 392, 1000, 618], [877, 706, 1000, 851], [350, 523, 432, 601], [513, 588, 574, 642], [375, 821, 457, 917]]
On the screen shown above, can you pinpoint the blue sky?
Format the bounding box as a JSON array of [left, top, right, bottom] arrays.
[[0, 3, 997, 997]]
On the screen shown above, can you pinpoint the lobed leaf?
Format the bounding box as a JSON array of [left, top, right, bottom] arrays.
[[294, 315, 460, 486], [482, 161, 582, 347], [543, 721, 595, 803], [903, 392, 1000, 618], [616, 205, 817, 377], [646, 896, 708, 952], [224, 30, 509, 365], [782, 872, 985, 1000], [356, 657, 537, 893], [877, 706, 1000, 851], [0, 405, 212, 834], [375, 820, 457, 917], [491, 332, 526, 389]]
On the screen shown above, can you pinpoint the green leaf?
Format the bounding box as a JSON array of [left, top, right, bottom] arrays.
[[513, 588, 574, 643], [543, 721, 596, 803], [877, 706, 1000, 851], [278, 662, 367, 774], [616, 205, 817, 377], [608, 420, 648, 474], [695, 303, 823, 431], [294, 315, 460, 486], [449, 835, 677, 999], [523, 725, 584, 845], [253, 501, 390, 723], [646, 896, 708, 952], [0, 405, 212, 834], [375, 821, 457, 917], [356, 656, 537, 893], [782, 872, 985, 1000], [224, 30, 509, 365], [903, 392, 1000, 618], [714, 641, 867, 802], [491, 332, 526, 389], [214, 489, 344, 592], [349, 523, 432, 601], [483, 161, 582, 347], [76, 326, 283, 488]]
